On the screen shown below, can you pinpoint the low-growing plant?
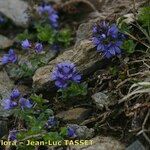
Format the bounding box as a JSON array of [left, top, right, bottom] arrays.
[[51, 61, 87, 100], [117, 6, 150, 54], [1, 90, 76, 150], [58, 82, 88, 99]]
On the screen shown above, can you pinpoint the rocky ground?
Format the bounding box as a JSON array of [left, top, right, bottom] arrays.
[[0, 0, 150, 150]]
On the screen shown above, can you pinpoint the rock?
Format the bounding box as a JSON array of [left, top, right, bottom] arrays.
[[76, 18, 98, 45], [0, 69, 14, 118], [126, 140, 146, 150], [0, 0, 30, 27], [33, 41, 103, 90], [0, 120, 8, 138], [91, 91, 116, 109], [98, 0, 147, 15], [32, 17, 104, 91], [71, 136, 125, 150], [0, 35, 14, 49], [56, 108, 91, 124], [68, 124, 94, 139]]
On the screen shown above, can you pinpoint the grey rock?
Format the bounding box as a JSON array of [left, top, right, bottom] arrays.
[[68, 124, 94, 139], [0, 0, 30, 27], [91, 91, 116, 109], [56, 108, 91, 124], [0, 69, 14, 118], [33, 40, 103, 90], [98, 0, 147, 15], [126, 140, 145, 150], [76, 18, 99, 44], [71, 136, 125, 150], [0, 35, 14, 49], [0, 120, 8, 138]]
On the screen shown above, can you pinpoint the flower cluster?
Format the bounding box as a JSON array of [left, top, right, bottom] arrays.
[[37, 4, 59, 28], [92, 21, 125, 58], [51, 61, 81, 88], [8, 130, 17, 141], [2, 89, 32, 110], [21, 39, 43, 53], [45, 116, 58, 130], [0, 15, 5, 24], [1, 49, 17, 65], [67, 127, 76, 138]]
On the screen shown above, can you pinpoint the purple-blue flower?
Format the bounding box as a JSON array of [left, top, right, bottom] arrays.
[[0, 15, 5, 24], [37, 4, 59, 28], [67, 127, 76, 138], [19, 98, 32, 109], [8, 130, 17, 141], [1, 55, 9, 64], [8, 49, 17, 63], [1, 49, 17, 64], [46, 116, 57, 128], [2, 98, 17, 110], [10, 89, 20, 99], [51, 61, 81, 88], [92, 21, 125, 58], [35, 42, 43, 53], [21, 39, 31, 49]]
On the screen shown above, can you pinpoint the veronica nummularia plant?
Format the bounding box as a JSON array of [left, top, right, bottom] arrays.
[[92, 21, 125, 58], [51, 61, 87, 99]]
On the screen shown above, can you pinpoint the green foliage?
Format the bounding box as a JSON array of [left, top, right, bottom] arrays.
[[36, 24, 55, 44], [122, 40, 136, 54], [60, 127, 68, 137], [117, 18, 132, 33], [138, 7, 150, 27], [7, 63, 34, 79], [16, 30, 35, 41], [43, 132, 63, 141], [36, 23, 72, 47], [109, 66, 118, 77], [7, 53, 49, 79], [58, 82, 88, 99], [56, 29, 72, 47]]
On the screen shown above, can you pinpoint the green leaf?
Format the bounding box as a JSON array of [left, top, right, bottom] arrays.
[[56, 29, 72, 47], [58, 82, 88, 99], [60, 127, 68, 137], [16, 30, 34, 41], [36, 24, 55, 43], [138, 7, 150, 27], [122, 40, 136, 54], [43, 132, 62, 141]]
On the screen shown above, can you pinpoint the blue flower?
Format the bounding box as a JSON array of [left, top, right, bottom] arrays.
[[10, 89, 20, 99], [21, 39, 31, 49], [0, 15, 5, 24], [1, 49, 17, 64], [1, 55, 9, 64], [8, 130, 17, 141], [92, 21, 125, 58], [67, 127, 76, 138], [2, 98, 17, 110], [19, 98, 32, 109], [35, 42, 43, 53], [51, 61, 81, 88], [37, 4, 59, 28], [8, 49, 17, 63], [46, 116, 57, 129]]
